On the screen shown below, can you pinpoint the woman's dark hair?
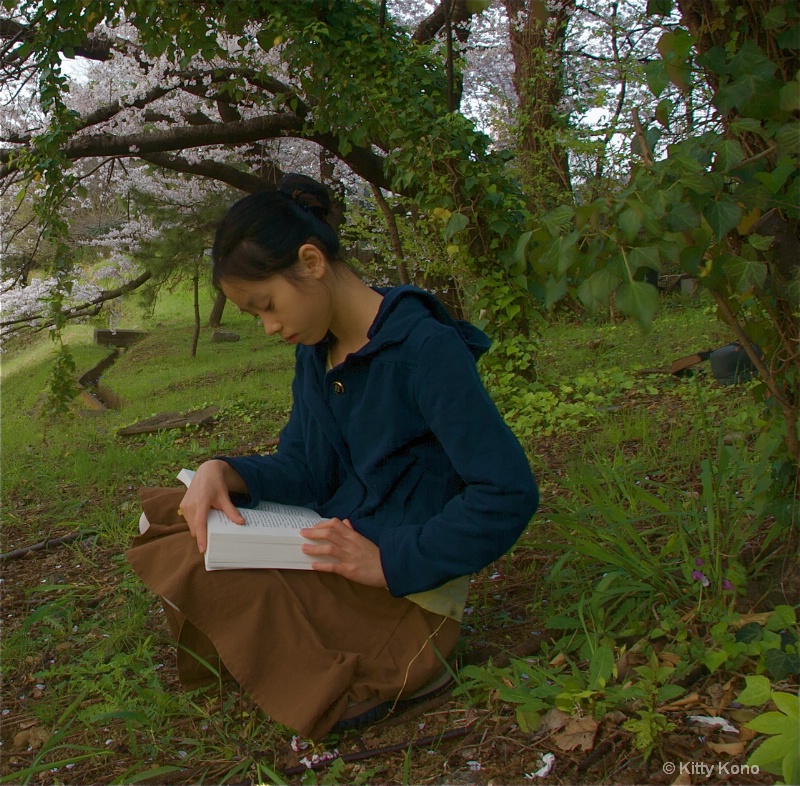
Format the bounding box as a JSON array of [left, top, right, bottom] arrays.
[[211, 173, 340, 289]]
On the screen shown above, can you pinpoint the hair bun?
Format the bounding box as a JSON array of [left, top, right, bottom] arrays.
[[278, 173, 331, 218]]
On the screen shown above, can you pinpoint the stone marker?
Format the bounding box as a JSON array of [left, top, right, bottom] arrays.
[[211, 330, 240, 343]]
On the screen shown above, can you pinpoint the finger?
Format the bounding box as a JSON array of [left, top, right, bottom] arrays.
[[310, 560, 347, 577], [187, 515, 207, 554], [301, 540, 338, 558], [300, 519, 343, 539], [220, 499, 245, 525]]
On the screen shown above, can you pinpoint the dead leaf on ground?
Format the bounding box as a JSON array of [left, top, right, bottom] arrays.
[[553, 717, 598, 752], [661, 692, 700, 712], [671, 770, 693, 786], [539, 708, 570, 734], [13, 726, 50, 751], [707, 741, 746, 756]]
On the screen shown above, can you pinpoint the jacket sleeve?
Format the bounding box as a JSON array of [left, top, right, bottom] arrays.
[[377, 328, 539, 597], [220, 373, 314, 508]]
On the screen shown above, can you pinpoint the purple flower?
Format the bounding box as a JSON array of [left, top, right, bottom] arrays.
[[722, 579, 735, 591], [695, 557, 704, 567], [692, 570, 710, 587]]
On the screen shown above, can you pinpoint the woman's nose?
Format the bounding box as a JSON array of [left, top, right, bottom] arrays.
[[261, 316, 281, 336]]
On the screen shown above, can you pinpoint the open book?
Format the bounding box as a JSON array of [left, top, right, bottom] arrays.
[[177, 469, 336, 572]]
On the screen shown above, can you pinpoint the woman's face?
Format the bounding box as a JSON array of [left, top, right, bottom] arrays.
[[220, 261, 332, 347]]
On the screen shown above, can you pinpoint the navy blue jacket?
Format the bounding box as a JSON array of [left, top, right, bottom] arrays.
[[223, 285, 539, 597]]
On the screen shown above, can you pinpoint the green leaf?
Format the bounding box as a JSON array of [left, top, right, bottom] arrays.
[[779, 80, 800, 112], [725, 256, 767, 293], [702, 649, 729, 673], [515, 707, 541, 734], [775, 121, 800, 156], [776, 22, 800, 50], [703, 198, 742, 240], [747, 732, 796, 775], [546, 613, 581, 630], [712, 139, 745, 172], [444, 212, 469, 240], [588, 645, 615, 690], [766, 605, 797, 630], [646, 0, 673, 14], [747, 710, 791, 735], [771, 692, 800, 719], [748, 234, 774, 251], [755, 156, 796, 193], [514, 230, 533, 267], [577, 268, 622, 311], [655, 98, 673, 129], [544, 276, 567, 310], [666, 202, 700, 232], [615, 281, 659, 328], [643, 60, 670, 98], [540, 204, 575, 235], [657, 29, 694, 61], [737, 674, 772, 706], [618, 207, 642, 240], [629, 246, 661, 272], [762, 5, 787, 31], [735, 622, 764, 644], [764, 648, 800, 681]]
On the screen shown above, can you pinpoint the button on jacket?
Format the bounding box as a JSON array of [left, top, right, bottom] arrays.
[[223, 285, 539, 598]]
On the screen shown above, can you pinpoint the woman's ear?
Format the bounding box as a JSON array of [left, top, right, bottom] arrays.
[[296, 243, 328, 280]]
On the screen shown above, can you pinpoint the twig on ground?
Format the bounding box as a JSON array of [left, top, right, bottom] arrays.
[[280, 723, 477, 776], [0, 531, 97, 561]]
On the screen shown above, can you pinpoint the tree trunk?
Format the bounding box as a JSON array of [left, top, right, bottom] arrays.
[[191, 266, 200, 358], [208, 289, 226, 327], [370, 184, 410, 285], [503, 0, 574, 213]]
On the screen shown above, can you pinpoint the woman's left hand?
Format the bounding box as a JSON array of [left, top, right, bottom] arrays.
[[301, 518, 387, 588]]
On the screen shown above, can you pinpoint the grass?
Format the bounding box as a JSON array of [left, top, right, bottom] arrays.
[[1, 284, 796, 785]]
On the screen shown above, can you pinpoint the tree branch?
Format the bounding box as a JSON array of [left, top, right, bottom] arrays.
[[1, 270, 153, 331], [140, 152, 276, 194]]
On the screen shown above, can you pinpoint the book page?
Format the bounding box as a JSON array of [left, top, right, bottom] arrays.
[[209, 502, 322, 532]]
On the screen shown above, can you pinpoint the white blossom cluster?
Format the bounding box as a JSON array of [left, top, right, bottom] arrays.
[[0, 275, 101, 336]]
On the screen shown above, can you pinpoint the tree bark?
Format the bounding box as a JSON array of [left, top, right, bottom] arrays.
[[370, 184, 410, 285], [191, 265, 200, 358], [503, 0, 574, 213], [208, 290, 226, 328]]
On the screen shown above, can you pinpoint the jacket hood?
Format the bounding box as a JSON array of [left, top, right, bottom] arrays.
[[365, 285, 490, 361]]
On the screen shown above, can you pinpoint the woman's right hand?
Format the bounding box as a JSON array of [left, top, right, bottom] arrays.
[[179, 459, 246, 553]]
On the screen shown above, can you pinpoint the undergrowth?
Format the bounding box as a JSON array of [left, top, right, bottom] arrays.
[[1, 287, 797, 785]]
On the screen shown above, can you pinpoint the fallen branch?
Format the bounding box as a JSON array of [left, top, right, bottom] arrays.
[[280, 723, 477, 777], [0, 531, 97, 562]]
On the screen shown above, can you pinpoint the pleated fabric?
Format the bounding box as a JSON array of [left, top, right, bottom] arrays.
[[125, 487, 460, 739]]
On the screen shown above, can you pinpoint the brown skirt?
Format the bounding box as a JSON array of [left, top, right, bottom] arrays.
[[125, 488, 460, 739]]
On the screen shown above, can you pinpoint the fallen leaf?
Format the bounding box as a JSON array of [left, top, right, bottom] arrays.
[[707, 741, 746, 756], [671, 770, 693, 786], [731, 613, 771, 628], [13, 726, 50, 751], [603, 710, 627, 726], [661, 692, 700, 711], [739, 726, 758, 743], [539, 708, 570, 734], [553, 717, 598, 752], [728, 709, 758, 725], [659, 652, 681, 666]]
